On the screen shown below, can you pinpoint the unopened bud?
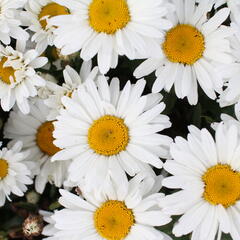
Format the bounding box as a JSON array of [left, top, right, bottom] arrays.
[[26, 191, 40, 204]]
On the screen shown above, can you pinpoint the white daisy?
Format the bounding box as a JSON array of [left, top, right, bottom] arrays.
[[4, 98, 70, 194], [0, 0, 29, 45], [0, 41, 48, 114], [218, 6, 240, 107], [161, 123, 240, 240], [23, 0, 70, 55], [49, 0, 173, 74], [44, 173, 172, 240], [134, 0, 233, 105], [52, 76, 172, 190], [0, 141, 32, 206], [44, 60, 98, 120]]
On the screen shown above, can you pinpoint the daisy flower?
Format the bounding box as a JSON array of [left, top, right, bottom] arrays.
[[218, 6, 240, 107], [0, 0, 29, 45], [43, 173, 172, 240], [161, 123, 240, 240], [134, 0, 233, 105], [0, 41, 48, 114], [44, 60, 98, 120], [23, 0, 70, 54], [4, 98, 70, 194], [52, 76, 172, 190], [49, 0, 173, 74], [0, 141, 32, 206]]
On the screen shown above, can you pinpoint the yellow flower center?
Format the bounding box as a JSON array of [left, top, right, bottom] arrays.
[[0, 159, 8, 179], [202, 164, 240, 208], [163, 24, 205, 65], [88, 115, 129, 156], [38, 3, 69, 30], [36, 121, 61, 156], [88, 0, 131, 34], [0, 57, 16, 85], [94, 200, 135, 240]]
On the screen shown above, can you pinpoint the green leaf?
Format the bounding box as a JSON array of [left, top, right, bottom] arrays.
[[221, 233, 233, 240], [49, 201, 61, 211], [192, 103, 202, 128]]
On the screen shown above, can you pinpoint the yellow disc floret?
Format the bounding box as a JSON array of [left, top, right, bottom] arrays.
[[36, 121, 61, 156], [88, 115, 129, 156], [94, 200, 135, 240], [38, 3, 69, 30], [0, 159, 9, 179], [88, 0, 131, 34], [163, 24, 205, 65], [0, 57, 16, 85], [202, 164, 240, 208]]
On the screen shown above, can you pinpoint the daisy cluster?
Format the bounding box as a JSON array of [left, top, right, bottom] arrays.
[[1, 0, 240, 240]]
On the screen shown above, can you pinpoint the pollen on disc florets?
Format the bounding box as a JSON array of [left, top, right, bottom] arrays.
[[0, 57, 16, 85], [88, 115, 129, 156], [94, 200, 135, 240], [36, 121, 61, 156], [88, 0, 131, 34], [0, 158, 8, 179], [163, 24, 205, 65], [38, 3, 69, 30], [202, 164, 240, 208]]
